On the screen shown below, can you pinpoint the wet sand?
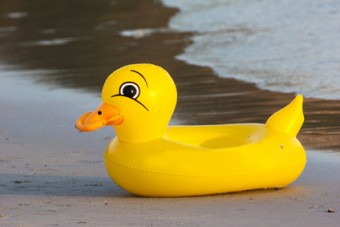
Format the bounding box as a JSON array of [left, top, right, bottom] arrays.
[[1, 0, 340, 226]]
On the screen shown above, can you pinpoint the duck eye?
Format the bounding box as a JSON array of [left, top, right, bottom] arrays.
[[119, 82, 140, 99]]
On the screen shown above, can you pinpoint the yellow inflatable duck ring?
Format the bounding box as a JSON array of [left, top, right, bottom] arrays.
[[76, 63, 306, 197]]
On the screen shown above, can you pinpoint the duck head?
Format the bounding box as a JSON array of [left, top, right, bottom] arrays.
[[76, 64, 177, 143]]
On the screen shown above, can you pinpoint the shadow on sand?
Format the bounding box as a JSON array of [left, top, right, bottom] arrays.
[[0, 173, 130, 197]]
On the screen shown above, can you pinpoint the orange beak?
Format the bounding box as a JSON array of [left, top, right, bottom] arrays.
[[75, 103, 123, 132]]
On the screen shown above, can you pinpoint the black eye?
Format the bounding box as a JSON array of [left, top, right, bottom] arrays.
[[119, 82, 140, 99]]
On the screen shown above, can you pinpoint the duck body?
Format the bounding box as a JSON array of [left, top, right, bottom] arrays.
[[105, 123, 305, 197], [76, 63, 306, 197]]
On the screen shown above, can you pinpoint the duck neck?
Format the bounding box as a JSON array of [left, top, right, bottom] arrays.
[[114, 123, 166, 143]]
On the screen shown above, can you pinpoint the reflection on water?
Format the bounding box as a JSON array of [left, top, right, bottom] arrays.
[[0, 0, 340, 150], [0, 0, 178, 91]]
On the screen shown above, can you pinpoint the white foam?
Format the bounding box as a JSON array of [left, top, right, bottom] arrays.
[[20, 37, 79, 47], [162, 0, 340, 100], [7, 12, 28, 19], [120, 27, 174, 39]]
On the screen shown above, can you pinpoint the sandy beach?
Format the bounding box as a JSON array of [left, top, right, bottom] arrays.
[[1, 74, 340, 226], [1, 0, 340, 226]]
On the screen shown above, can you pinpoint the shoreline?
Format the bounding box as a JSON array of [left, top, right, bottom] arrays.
[[1, 0, 339, 150]]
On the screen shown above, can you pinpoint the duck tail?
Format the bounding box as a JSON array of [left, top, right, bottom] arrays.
[[265, 94, 304, 137]]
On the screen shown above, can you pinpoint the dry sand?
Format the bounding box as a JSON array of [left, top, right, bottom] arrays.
[[1, 68, 339, 227]]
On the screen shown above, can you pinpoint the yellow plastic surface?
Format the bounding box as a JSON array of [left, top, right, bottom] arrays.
[[76, 63, 306, 197]]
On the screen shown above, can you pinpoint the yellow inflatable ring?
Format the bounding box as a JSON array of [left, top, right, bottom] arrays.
[[76, 63, 306, 197]]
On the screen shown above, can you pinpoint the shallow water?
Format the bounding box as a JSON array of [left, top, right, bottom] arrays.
[[0, 0, 340, 151], [162, 0, 340, 100]]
